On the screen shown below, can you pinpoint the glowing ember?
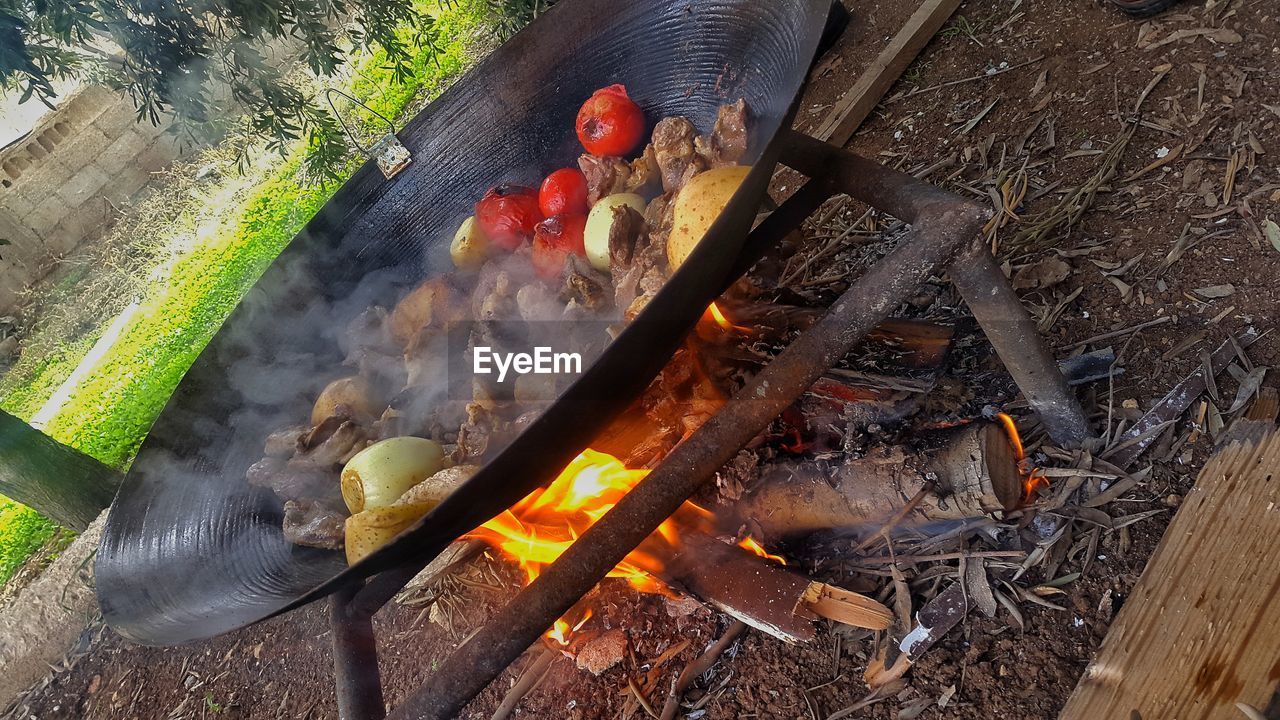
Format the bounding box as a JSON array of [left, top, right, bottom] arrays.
[[994, 412, 1047, 501]]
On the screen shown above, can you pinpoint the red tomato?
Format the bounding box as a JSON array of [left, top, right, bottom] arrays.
[[475, 184, 543, 251], [575, 84, 646, 157], [531, 214, 588, 279], [539, 168, 589, 217]]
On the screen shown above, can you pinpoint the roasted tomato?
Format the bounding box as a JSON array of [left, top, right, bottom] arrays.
[[539, 168, 590, 217], [575, 84, 646, 157], [531, 214, 588, 279], [475, 184, 543, 251]]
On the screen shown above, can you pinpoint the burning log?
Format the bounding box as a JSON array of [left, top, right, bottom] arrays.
[[731, 423, 1022, 542], [403, 458, 891, 646], [661, 533, 892, 643]]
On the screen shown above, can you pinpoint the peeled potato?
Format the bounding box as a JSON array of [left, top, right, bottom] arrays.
[[388, 277, 450, 348], [340, 436, 446, 514], [398, 464, 479, 507], [450, 216, 489, 270], [311, 376, 377, 426], [666, 165, 752, 268], [584, 193, 646, 271], [344, 502, 435, 564]]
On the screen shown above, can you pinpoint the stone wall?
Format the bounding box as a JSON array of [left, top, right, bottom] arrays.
[[0, 85, 191, 314]]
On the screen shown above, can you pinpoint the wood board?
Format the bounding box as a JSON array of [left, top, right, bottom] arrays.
[[1059, 430, 1280, 719], [813, 0, 962, 145]]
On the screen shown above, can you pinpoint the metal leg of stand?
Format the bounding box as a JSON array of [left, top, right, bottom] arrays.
[[950, 248, 1092, 448], [331, 583, 386, 720]]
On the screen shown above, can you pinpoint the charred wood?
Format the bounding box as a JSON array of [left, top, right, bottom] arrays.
[[660, 533, 892, 643]]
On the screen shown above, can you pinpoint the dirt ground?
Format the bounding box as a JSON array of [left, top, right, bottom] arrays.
[[5, 0, 1279, 718]]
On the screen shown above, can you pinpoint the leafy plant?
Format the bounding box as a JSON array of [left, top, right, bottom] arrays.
[[486, 0, 555, 40], [0, 0, 441, 181]]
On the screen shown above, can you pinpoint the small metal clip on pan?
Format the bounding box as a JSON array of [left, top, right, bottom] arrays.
[[325, 88, 412, 180]]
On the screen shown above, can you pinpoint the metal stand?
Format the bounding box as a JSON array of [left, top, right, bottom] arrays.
[[331, 584, 385, 720], [326, 131, 1092, 719]]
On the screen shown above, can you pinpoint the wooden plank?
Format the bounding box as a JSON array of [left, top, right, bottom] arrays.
[[1059, 429, 1280, 720], [812, 0, 962, 145]]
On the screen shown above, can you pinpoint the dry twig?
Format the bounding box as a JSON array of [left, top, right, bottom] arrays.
[[658, 621, 747, 720]]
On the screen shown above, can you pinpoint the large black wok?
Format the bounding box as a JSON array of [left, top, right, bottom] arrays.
[[97, 0, 834, 645]]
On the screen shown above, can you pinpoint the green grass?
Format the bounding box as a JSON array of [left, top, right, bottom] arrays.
[[0, 500, 61, 585], [0, 333, 99, 421], [0, 0, 501, 581]]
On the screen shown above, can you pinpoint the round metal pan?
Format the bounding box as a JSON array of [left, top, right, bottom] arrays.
[[96, 0, 833, 645]]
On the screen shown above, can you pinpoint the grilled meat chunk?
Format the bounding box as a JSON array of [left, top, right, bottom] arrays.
[[652, 117, 707, 193], [695, 99, 749, 167], [282, 499, 347, 550], [624, 144, 662, 195], [254, 462, 336, 502], [297, 415, 368, 464], [246, 456, 286, 488], [455, 402, 495, 462], [578, 154, 632, 206], [560, 254, 611, 312], [263, 426, 307, 458]]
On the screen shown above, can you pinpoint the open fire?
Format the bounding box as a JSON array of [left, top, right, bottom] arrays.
[[465, 448, 714, 601], [461, 301, 1039, 648], [462, 301, 798, 646], [466, 454, 788, 646]]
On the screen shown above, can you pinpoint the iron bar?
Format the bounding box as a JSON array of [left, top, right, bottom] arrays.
[[781, 128, 1090, 448], [331, 583, 386, 720], [949, 249, 1091, 447], [778, 129, 960, 224], [385, 164, 989, 719]]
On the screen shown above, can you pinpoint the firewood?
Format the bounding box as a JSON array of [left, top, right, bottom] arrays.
[[1060, 430, 1280, 719], [590, 407, 681, 468], [661, 533, 892, 643], [728, 304, 955, 370], [732, 423, 1021, 542]]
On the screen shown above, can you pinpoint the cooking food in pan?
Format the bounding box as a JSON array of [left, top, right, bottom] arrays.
[[245, 87, 754, 563]]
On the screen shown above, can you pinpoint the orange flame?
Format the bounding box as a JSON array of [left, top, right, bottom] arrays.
[[702, 302, 750, 334], [995, 412, 1047, 501], [466, 449, 715, 642], [737, 535, 786, 565], [548, 608, 593, 646]]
